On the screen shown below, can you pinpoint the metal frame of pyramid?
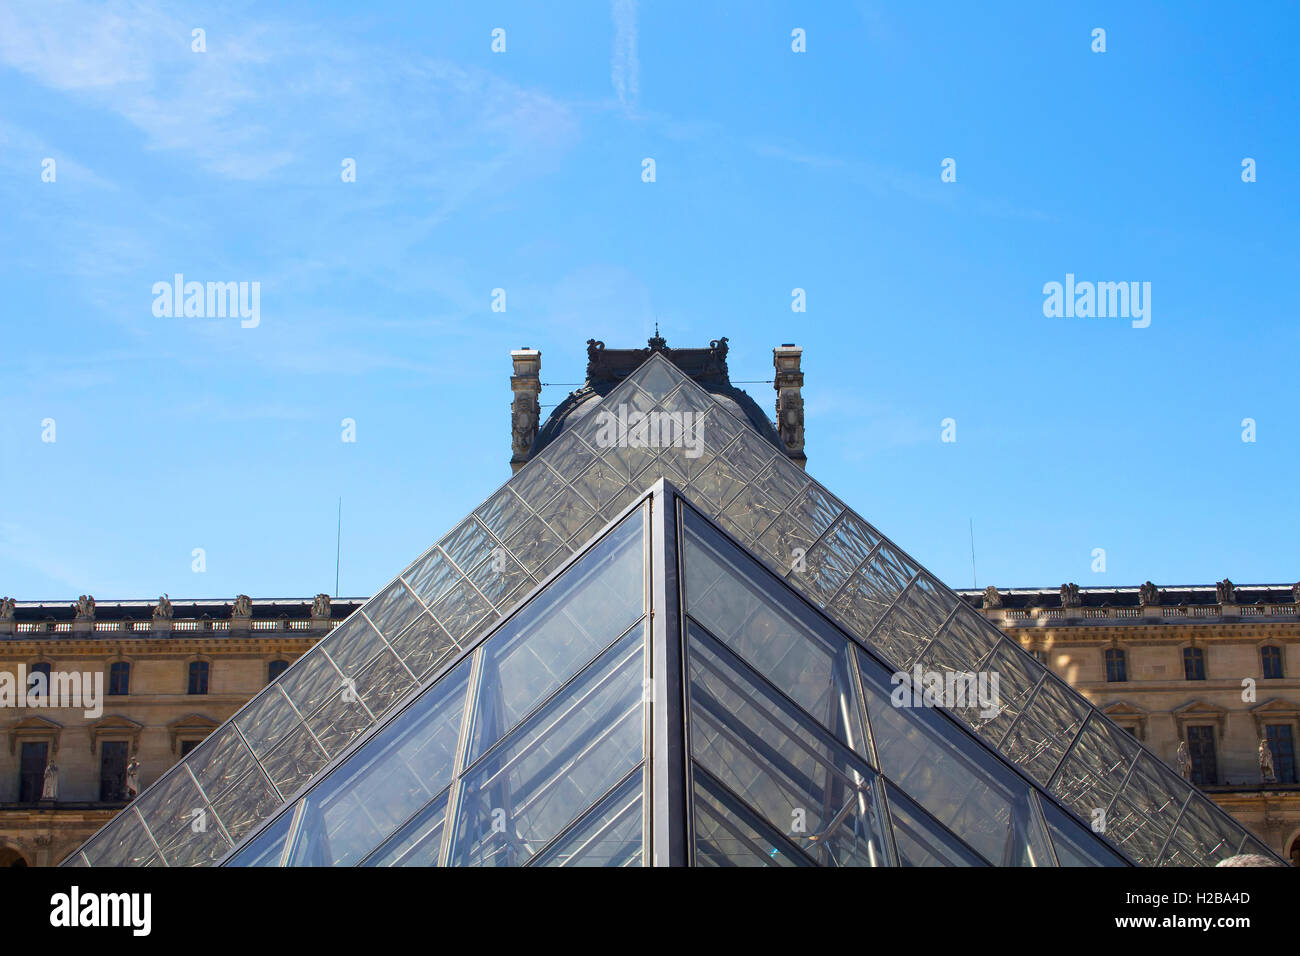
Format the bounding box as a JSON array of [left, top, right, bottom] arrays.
[[67, 351, 1284, 866]]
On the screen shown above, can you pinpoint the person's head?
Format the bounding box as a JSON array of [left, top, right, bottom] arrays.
[[1216, 854, 1283, 867]]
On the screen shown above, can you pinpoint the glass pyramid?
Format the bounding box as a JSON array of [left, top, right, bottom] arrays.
[[67, 351, 1282, 866]]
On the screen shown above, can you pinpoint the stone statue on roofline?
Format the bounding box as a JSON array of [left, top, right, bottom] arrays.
[[1138, 581, 1159, 606], [312, 593, 331, 618], [153, 594, 173, 620], [982, 585, 1002, 609], [0, 597, 15, 621], [232, 594, 252, 617]]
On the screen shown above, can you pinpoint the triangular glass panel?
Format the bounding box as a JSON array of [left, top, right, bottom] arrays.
[[223, 503, 649, 867], [679, 501, 1062, 867]]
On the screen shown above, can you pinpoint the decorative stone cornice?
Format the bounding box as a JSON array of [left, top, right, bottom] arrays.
[[0, 635, 319, 657]]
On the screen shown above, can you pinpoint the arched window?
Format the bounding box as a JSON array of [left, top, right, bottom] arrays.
[[108, 661, 131, 696], [188, 661, 210, 695], [1104, 648, 1127, 682], [267, 659, 290, 684], [1183, 647, 1206, 681], [1261, 645, 1284, 680]]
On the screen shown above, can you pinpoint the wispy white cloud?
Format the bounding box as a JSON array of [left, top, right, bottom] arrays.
[[0, 118, 116, 188], [0, 520, 139, 597], [0, 0, 583, 382], [0, 1, 579, 184], [754, 139, 1051, 222], [610, 0, 639, 114]]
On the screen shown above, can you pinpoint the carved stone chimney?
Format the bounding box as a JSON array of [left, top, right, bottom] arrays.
[[510, 348, 542, 474], [772, 344, 806, 469]]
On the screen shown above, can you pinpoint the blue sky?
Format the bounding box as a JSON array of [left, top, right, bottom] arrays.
[[1, 1, 1296, 601]]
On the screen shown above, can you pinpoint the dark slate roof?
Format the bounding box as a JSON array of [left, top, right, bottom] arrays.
[[532, 335, 787, 458], [954, 584, 1299, 610], [6, 597, 366, 624]]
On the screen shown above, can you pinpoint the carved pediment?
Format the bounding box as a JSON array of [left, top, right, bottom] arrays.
[[167, 713, 219, 754], [1172, 698, 1228, 736], [1249, 698, 1300, 737], [88, 715, 144, 754], [7, 715, 63, 755], [1101, 701, 1148, 738], [1101, 701, 1148, 719]]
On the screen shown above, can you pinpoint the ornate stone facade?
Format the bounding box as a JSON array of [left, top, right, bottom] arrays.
[[509, 348, 542, 475], [6, 578, 1298, 865], [958, 581, 1300, 864], [772, 344, 806, 469], [0, 595, 360, 866]]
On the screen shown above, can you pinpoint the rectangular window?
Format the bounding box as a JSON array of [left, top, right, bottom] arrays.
[[108, 661, 130, 696], [99, 741, 130, 802], [1187, 726, 1217, 787], [27, 662, 51, 699], [188, 661, 209, 695], [1261, 646, 1284, 680], [1266, 725, 1296, 784], [1183, 647, 1206, 681], [179, 739, 200, 756], [1105, 649, 1127, 683], [19, 742, 49, 802]]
